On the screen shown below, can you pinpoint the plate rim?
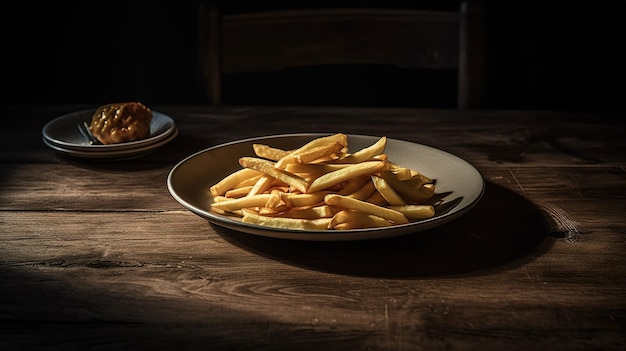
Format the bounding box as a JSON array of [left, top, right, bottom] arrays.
[[44, 127, 178, 159], [167, 133, 485, 241]]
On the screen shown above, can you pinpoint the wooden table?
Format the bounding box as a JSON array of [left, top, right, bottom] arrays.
[[1, 105, 624, 350]]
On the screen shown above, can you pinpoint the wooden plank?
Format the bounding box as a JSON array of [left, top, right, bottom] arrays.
[[1, 211, 624, 349]]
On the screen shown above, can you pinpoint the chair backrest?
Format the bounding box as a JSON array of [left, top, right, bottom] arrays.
[[198, 1, 484, 109]]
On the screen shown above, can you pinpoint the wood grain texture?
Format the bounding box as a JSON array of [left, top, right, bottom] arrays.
[[1, 105, 625, 350]]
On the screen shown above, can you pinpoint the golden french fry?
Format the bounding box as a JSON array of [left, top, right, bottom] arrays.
[[387, 205, 435, 220], [233, 175, 263, 188], [308, 160, 387, 193], [283, 142, 345, 165], [285, 163, 351, 175], [212, 195, 228, 203], [365, 191, 388, 206], [371, 154, 388, 161], [239, 157, 309, 193], [279, 205, 336, 219], [210, 206, 228, 215], [225, 185, 253, 198], [253, 143, 291, 160], [324, 194, 409, 225], [347, 180, 377, 200], [328, 210, 353, 227], [267, 186, 291, 193], [264, 189, 285, 209], [380, 171, 433, 203], [210, 168, 262, 197], [338, 175, 371, 195], [335, 136, 387, 164], [258, 204, 289, 215], [211, 194, 273, 212], [371, 175, 405, 206], [280, 191, 330, 208], [389, 162, 433, 183], [328, 210, 392, 229], [300, 173, 325, 183], [242, 210, 332, 230], [388, 164, 413, 180], [275, 133, 348, 169], [210, 196, 229, 214], [247, 174, 274, 196], [417, 183, 436, 200]]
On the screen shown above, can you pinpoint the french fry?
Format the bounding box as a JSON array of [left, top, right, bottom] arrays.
[[365, 191, 389, 206], [346, 179, 377, 200], [210, 168, 262, 197], [335, 136, 387, 164], [388, 164, 413, 180], [233, 174, 263, 188], [211, 194, 273, 212], [338, 175, 371, 195], [247, 174, 274, 196], [307, 160, 387, 193], [284, 163, 351, 175], [280, 191, 330, 208], [212, 195, 228, 203], [210, 196, 229, 214], [264, 190, 284, 209], [324, 194, 409, 225], [417, 183, 436, 200], [380, 171, 434, 203], [284, 141, 345, 165], [258, 204, 289, 215], [278, 205, 336, 219], [328, 210, 392, 229], [209, 206, 229, 215], [239, 157, 309, 193], [253, 143, 291, 160], [275, 133, 348, 169], [371, 175, 405, 206], [242, 210, 332, 230], [371, 154, 388, 161], [389, 162, 433, 183], [209, 134, 438, 231], [387, 205, 435, 220], [225, 185, 253, 198]]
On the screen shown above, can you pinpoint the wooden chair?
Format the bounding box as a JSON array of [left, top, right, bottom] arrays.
[[197, 1, 484, 109]]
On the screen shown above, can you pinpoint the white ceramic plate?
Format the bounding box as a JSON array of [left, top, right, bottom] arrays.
[[43, 127, 178, 160], [168, 134, 484, 241], [42, 108, 176, 152]]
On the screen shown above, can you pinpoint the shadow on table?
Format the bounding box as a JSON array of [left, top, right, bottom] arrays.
[[217, 181, 555, 278]]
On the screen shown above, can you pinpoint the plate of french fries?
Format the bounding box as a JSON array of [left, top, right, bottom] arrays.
[[167, 133, 484, 241]]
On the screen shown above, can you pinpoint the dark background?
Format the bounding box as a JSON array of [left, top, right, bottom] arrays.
[[2, 1, 623, 111]]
